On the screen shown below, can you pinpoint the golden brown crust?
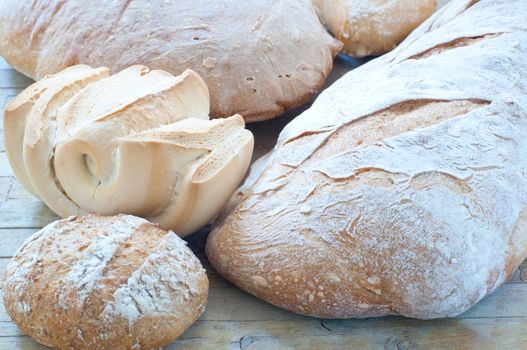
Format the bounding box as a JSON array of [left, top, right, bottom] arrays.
[[0, 0, 341, 123], [207, 0, 527, 319], [314, 0, 437, 57], [2, 215, 208, 350]]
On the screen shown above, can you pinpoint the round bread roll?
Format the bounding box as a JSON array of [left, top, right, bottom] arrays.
[[314, 0, 437, 57], [0, 0, 341, 122], [4, 64, 254, 236], [2, 214, 208, 350]]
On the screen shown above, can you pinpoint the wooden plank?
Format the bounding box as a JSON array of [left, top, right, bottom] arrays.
[[0, 197, 57, 228], [0, 229, 35, 257], [204, 283, 527, 321], [4, 178, 35, 201], [0, 177, 12, 201], [0, 90, 6, 119], [0, 292, 9, 322], [173, 317, 527, 350], [0, 320, 23, 337], [0, 69, 33, 89], [0, 177, 58, 228], [0, 259, 9, 277], [2, 88, 25, 108], [1, 317, 526, 350], [0, 154, 13, 176], [0, 56, 12, 70], [0, 337, 46, 350]]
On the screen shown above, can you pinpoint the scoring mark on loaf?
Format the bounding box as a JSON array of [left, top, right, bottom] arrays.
[[277, 99, 490, 170], [315, 168, 398, 190], [408, 33, 503, 60], [468, 0, 482, 8], [64, 217, 139, 303], [105, 232, 204, 322], [294, 99, 490, 170], [408, 171, 472, 195], [4, 214, 167, 320]]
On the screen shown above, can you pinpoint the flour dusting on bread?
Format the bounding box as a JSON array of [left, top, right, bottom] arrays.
[[2, 215, 209, 349], [207, 0, 527, 319]]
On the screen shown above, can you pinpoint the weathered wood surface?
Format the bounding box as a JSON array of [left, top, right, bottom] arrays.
[[1, 3, 527, 347]]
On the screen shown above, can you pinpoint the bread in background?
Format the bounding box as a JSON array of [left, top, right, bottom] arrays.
[[314, 0, 437, 57], [0, 0, 341, 122]]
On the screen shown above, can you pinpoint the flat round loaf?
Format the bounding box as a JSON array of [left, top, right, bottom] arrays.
[[0, 0, 341, 122], [314, 0, 437, 57], [2, 215, 208, 350], [207, 0, 527, 319]]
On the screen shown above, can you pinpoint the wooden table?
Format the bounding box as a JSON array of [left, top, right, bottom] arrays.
[[1, 17, 527, 350]]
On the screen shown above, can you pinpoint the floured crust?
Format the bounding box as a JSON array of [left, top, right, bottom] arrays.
[[314, 0, 437, 57], [207, 0, 527, 319], [5, 65, 254, 236], [0, 0, 341, 122], [1, 214, 209, 350]]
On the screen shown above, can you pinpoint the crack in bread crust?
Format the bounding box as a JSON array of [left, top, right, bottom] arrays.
[[408, 33, 503, 60], [207, 0, 527, 319]]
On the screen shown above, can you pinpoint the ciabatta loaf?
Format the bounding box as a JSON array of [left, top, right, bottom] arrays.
[[207, 0, 527, 319], [0, 0, 341, 122], [314, 0, 437, 57], [2, 215, 208, 350], [4, 65, 254, 236]]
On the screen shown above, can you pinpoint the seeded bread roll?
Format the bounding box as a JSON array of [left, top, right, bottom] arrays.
[[0, 0, 341, 122], [4, 65, 254, 236], [314, 0, 437, 57], [207, 0, 527, 319], [2, 214, 208, 350]]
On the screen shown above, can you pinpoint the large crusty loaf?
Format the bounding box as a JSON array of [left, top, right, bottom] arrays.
[[4, 65, 254, 236], [207, 0, 527, 319], [2, 214, 208, 350], [314, 0, 437, 57], [0, 0, 341, 122]]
